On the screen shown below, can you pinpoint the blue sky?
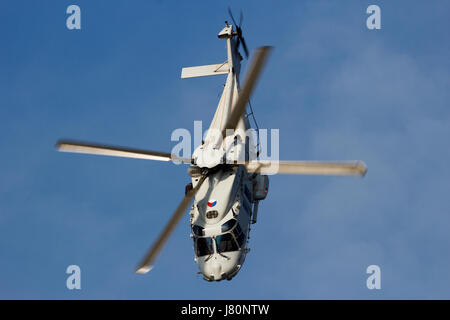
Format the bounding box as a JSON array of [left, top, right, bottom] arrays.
[[0, 0, 449, 299]]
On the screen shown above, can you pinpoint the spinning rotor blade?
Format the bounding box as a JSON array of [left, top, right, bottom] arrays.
[[56, 140, 191, 164], [240, 37, 249, 58], [227, 7, 239, 28], [136, 175, 207, 274], [222, 46, 272, 136], [246, 160, 367, 176]]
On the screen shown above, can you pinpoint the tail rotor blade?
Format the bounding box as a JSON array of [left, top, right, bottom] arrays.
[[240, 36, 249, 58], [135, 175, 207, 274], [227, 7, 238, 27]]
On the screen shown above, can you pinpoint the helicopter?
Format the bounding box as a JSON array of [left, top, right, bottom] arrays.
[[56, 10, 367, 281]]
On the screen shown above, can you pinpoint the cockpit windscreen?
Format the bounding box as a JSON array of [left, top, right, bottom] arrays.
[[215, 233, 239, 253], [195, 237, 214, 257]]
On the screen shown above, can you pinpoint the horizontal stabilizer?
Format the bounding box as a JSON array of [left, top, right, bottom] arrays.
[[181, 62, 229, 79]]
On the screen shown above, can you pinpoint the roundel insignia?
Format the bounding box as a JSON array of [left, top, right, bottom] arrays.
[[207, 200, 217, 208]]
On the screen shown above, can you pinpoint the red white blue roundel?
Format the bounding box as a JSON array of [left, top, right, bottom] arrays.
[[207, 200, 217, 208]]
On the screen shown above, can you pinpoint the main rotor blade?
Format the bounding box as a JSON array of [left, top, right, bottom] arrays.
[[56, 139, 191, 164], [245, 160, 367, 176], [222, 46, 272, 136], [135, 175, 207, 274]]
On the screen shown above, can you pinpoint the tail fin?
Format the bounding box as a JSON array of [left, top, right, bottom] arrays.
[[181, 62, 229, 79]]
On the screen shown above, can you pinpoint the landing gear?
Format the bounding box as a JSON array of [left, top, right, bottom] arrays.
[[251, 201, 259, 224]]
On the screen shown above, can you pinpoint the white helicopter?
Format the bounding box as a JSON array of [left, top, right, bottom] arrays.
[[56, 10, 367, 281]]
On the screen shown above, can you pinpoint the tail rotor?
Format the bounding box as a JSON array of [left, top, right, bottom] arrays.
[[228, 7, 249, 58]]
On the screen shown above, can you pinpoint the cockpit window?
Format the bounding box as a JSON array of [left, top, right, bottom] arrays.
[[195, 237, 213, 257], [233, 223, 246, 247], [215, 233, 239, 253], [192, 225, 204, 236], [221, 219, 237, 233]]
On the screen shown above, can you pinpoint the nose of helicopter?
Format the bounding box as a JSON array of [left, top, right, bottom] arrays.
[[199, 251, 242, 281], [209, 261, 222, 280]]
